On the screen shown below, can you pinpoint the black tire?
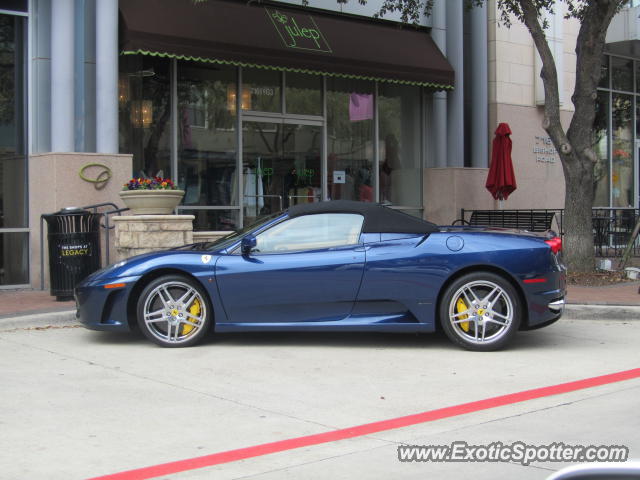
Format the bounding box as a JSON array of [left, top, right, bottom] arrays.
[[439, 272, 521, 351], [136, 274, 212, 347]]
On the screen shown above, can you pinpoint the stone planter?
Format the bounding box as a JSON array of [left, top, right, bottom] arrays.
[[113, 215, 194, 260], [119, 189, 185, 215]]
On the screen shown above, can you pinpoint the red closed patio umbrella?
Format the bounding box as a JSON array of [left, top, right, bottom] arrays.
[[486, 122, 517, 201]]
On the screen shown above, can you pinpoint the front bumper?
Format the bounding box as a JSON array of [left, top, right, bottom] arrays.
[[75, 275, 140, 331]]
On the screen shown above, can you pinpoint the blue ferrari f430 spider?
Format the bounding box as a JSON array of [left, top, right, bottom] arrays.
[[76, 201, 566, 351]]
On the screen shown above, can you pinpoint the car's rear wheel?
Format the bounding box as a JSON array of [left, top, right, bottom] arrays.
[[439, 272, 521, 351], [136, 275, 212, 347]]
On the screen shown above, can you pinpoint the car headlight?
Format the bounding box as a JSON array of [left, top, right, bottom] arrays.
[[112, 260, 128, 269], [99, 259, 128, 276]]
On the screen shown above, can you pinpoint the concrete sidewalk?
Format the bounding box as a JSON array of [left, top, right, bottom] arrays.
[[563, 280, 640, 320], [0, 290, 76, 330], [0, 280, 638, 331]]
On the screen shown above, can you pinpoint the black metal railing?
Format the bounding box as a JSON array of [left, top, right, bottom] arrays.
[[457, 208, 640, 257], [590, 208, 640, 257], [80, 202, 130, 263]]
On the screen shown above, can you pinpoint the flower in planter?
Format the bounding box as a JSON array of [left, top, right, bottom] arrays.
[[123, 176, 177, 190]]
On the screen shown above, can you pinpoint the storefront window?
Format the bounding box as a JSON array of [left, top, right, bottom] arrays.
[[285, 72, 322, 116], [593, 92, 609, 207], [0, 232, 27, 284], [189, 210, 239, 232], [176, 61, 238, 230], [0, 13, 27, 284], [242, 68, 281, 113], [597, 55, 639, 208], [377, 84, 422, 207], [119, 56, 171, 178], [611, 93, 634, 207], [326, 78, 374, 202], [599, 57, 609, 89], [119, 58, 430, 229], [611, 57, 633, 92], [242, 121, 321, 223]]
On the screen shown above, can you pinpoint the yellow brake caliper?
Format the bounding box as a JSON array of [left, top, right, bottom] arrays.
[[181, 298, 201, 335], [456, 297, 470, 332]]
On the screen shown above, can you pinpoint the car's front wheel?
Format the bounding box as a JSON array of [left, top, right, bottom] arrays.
[[136, 275, 212, 347], [439, 272, 521, 351]]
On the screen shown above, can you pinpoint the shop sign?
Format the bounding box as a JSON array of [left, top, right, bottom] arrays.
[[266, 8, 332, 53], [257, 167, 273, 182], [533, 136, 558, 164], [298, 168, 315, 179], [59, 243, 91, 258]]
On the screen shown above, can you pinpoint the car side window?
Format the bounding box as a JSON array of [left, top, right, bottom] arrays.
[[253, 213, 364, 254]]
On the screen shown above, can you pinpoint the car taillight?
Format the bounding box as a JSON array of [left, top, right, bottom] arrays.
[[545, 237, 562, 254]]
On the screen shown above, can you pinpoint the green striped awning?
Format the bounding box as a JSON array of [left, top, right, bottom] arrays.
[[119, 0, 454, 90]]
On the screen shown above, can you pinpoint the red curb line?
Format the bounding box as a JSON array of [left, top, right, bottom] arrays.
[[89, 367, 640, 480]]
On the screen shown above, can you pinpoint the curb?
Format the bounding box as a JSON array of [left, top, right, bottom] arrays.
[[0, 305, 638, 332], [0, 310, 77, 331], [563, 304, 640, 320]]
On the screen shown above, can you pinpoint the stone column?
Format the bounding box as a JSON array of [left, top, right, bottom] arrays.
[[51, 0, 75, 152], [96, 0, 119, 153], [470, 1, 488, 168], [446, 0, 464, 167], [431, 0, 447, 168]]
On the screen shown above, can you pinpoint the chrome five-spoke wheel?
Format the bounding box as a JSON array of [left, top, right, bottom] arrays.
[[136, 275, 212, 347], [440, 272, 521, 351]]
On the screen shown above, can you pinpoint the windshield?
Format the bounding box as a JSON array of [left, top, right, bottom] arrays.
[[198, 212, 285, 251]]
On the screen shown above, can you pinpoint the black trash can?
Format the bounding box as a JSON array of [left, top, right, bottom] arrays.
[[42, 208, 102, 300]]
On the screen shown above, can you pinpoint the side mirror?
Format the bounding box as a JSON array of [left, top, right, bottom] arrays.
[[241, 235, 257, 255]]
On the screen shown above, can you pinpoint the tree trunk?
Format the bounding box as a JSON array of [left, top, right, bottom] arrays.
[[516, 0, 624, 273], [562, 152, 595, 272]]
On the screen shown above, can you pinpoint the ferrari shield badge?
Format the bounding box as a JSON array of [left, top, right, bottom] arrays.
[[201, 255, 212, 264]]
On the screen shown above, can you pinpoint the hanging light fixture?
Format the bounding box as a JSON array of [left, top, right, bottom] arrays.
[[130, 100, 153, 128], [227, 85, 251, 112], [119, 68, 154, 106], [118, 74, 130, 105], [124, 68, 155, 128]]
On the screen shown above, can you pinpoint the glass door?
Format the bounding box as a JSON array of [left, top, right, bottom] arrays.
[[637, 140, 640, 208], [242, 119, 322, 224], [0, 14, 28, 286]]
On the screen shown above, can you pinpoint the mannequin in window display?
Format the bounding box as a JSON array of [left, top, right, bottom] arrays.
[[359, 178, 373, 202], [380, 133, 399, 203], [287, 167, 320, 205]]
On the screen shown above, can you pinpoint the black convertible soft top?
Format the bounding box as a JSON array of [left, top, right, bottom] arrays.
[[288, 200, 439, 234]]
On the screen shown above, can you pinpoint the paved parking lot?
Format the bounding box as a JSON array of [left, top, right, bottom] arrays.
[[0, 319, 638, 480]]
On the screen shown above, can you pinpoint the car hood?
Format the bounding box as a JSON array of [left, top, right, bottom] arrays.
[[83, 246, 224, 284]]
